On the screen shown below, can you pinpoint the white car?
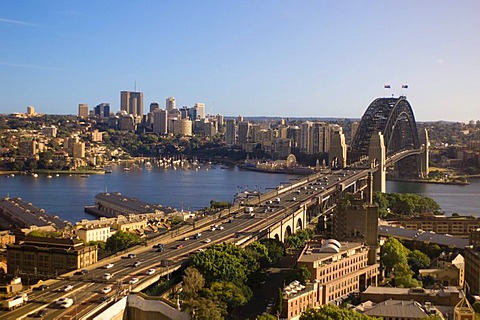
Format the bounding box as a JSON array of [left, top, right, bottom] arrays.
[[217, 225, 224, 230], [101, 286, 112, 294], [103, 273, 112, 280], [204, 238, 211, 243], [56, 297, 70, 304], [103, 263, 114, 269], [146, 268, 155, 275], [59, 298, 73, 309], [58, 285, 73, 292], [129, 277, 139, 284]]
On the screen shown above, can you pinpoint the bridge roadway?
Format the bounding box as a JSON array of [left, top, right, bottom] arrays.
[[1, 166, 375, 320]]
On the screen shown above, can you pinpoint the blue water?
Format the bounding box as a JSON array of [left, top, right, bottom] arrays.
[[1, 163, 479, 224], [0, 163, 298, 223]]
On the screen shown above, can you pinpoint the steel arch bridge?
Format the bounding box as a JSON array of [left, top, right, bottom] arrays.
[[350, 96, 421, 161]]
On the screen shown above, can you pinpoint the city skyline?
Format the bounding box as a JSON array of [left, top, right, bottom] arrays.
[[1, 1, 479, 121]]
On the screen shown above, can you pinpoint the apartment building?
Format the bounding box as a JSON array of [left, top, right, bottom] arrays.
[[297, 239, 379, 306]]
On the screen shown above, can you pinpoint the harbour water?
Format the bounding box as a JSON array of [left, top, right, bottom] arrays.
[[1, 163, 479, 224]]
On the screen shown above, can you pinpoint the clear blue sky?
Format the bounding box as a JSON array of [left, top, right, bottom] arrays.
[[1, 1, 479, 122]]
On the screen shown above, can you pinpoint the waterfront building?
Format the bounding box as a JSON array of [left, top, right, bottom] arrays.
[[237, 121, 250, 146], [216, 114, 224, 126], [166, 97, 176, 111], [6, 236, 98, 277], [297, 239, 379, 306], [86, 192, 165, 218], [386, 213, 480, 238], [78, 104, 89, 118], [225, 119, 236, 146], [121, 91, 144, 116], [273, 138, 292, 160], [287, 126, 301, 148], [0, 197, 69, 231], [72, 141, 85, 159], [153, 109, 168, 134], [280, 280, 322, 320], [18, 139, 40, 157], [170, 118, 192, 136]]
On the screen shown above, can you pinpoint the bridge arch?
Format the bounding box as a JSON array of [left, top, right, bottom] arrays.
[[350, 97, 420, 160], [296, 218, 303, 230], [284, 225, 292, 240]]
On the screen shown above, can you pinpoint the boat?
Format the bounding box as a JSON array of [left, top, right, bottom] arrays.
[[104, 166, 113, 174], [123, 167, 131, 172], [47, 174, 53, 179], [56, 174, 60, 177], [80, 174, 90, 178], [32, 173, 38, 178]]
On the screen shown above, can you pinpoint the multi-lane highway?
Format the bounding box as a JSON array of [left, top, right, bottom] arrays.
[[1, 167, 369, 320]]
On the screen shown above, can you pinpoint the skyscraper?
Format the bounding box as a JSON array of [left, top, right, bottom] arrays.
[[121, 91, 144, 117], [94, 103, 110, 118], [237, 121, 250, 145], [194, 103, 205, 119], [225, 119, 236, 146], [78, 104, 89, 118], [150, 102, 160, 112], [166, 97, 176, 111], [153, 109, 168, 135]]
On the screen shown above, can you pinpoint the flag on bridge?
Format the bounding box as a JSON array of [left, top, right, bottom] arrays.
[[402, 84, 409, 89], [384, 84, 391, 89]]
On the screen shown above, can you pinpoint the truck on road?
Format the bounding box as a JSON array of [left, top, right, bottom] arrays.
[[2, 293, 28, 310]]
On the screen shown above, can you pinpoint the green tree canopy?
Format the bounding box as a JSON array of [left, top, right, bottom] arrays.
[[182, 267, 205, 299], [408, 249, 431, 274], [380, 237, 410, 275], [105, 230, 141, 253], [203, 281, 252, 315]]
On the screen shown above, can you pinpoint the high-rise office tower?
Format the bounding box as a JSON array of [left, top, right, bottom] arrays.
[[94, 103, 110, 118], [121, 91, 144, 116], [237, 121, 250, 145], [153, 109, 168, 134], [150, 102, 160, 113], [194, 103, 205, 119], [78, 104, 89, 118], [27, 106, 35, 116], [225, 119, 236, 146], [166, 97, 176, 111]]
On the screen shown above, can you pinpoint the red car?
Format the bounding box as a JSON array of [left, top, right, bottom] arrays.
[[176, 244, 183, 249]]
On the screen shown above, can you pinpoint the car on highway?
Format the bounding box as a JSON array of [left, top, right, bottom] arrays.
[[176, 244, 183, 249], [98, 296, 111, 303], [152, 243, 164, 249], [33, 284, 49, 291], [184, 237, 190, 241], [59, 298, 73, 308], [127, 253, 136, 259], [204, 238, 211, 243], [103, 263, 114, 269], [217, 225, 224, 230], [101, 286, 112, 294], [31, 309, 48, 318], [210, 226, 216, 231], [156, 246, 165, 252], [74, 269, 88, 276], [193, 233, 202, 239], [129, 277, 139, 284], [58, 284, 73, 292], [146, 268, 156, 275], [132, 261, 142, 267], [103, 273, 112, 280], [195, 248, 205, 253]]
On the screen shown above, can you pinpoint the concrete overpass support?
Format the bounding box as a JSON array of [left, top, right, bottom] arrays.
[[419, 128, 429, 178], [329, 129, 347, 169], [368, 132, 386, 193]]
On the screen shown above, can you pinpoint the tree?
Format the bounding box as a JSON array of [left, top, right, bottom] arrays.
[[260, 238, 285, 264], [256, 314, 277, 320], [184, 297, 223, 320], [286, 265, 312, 285], [105, 230, 141, 253], [472, 301, 480, 313], [300, 305, 379, 320], [380, 237, 410, 275], [246, 242, 272, 267], [408, 249, 431, 274], [394, 262, 422, 288], [28, 230, 62, 238], [182, 267, 205, 299], [203, 281, 252, 315]]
